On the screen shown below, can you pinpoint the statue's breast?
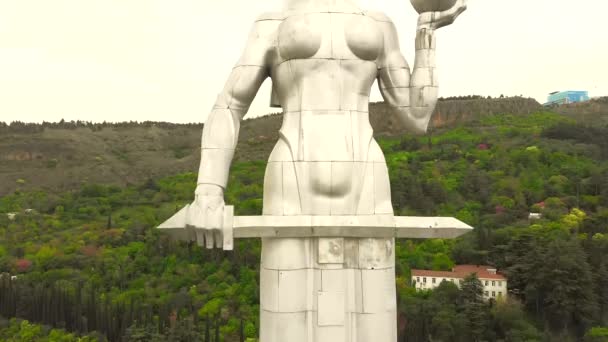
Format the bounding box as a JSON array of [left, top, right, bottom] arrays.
[[277, 14, 323, 61], [276, 13, 383, 63], [343, 15, 383, 61]]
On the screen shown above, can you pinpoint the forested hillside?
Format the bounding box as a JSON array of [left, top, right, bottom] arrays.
[[553, 96, 608, 126], [0, 96, 540, 196], [1, 110, 608, 341]]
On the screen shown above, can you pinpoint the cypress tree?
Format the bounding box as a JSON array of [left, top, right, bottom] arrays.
[[214, 315, 220, 342], [240, 319, 244, 342], [204, 316, 210, 342], [461, 274, 489, 342]]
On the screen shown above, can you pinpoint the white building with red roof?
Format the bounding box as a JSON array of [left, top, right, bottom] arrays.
[[411, 265, 508, 300]]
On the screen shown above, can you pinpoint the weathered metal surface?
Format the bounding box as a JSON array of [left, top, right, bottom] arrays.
[[158, 0, 468, 340]]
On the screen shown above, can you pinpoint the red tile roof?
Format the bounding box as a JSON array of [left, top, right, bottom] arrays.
[[411, 265, 506, 280]]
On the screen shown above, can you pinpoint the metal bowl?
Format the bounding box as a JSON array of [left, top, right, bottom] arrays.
[[410, 0, 458, 13]]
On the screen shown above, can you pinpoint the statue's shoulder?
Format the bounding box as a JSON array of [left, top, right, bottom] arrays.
[[255, 12, 287, 23], [363, 11, 394, 23]]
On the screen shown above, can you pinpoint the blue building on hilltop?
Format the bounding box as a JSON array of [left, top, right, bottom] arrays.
[[544, 90, 589, 106]]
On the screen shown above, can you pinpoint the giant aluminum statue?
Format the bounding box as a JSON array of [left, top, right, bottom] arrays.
[[159, 0, 468, 340]]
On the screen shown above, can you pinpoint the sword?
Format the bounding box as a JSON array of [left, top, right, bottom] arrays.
[[157, 205, 473, 250]]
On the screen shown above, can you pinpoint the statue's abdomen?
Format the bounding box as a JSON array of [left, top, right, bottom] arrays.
[[264, 112, 392, 216]]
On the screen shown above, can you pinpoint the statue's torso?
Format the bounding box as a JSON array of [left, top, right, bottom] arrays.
[[262, 10, 391, 216], [270, 11, 382, 114]]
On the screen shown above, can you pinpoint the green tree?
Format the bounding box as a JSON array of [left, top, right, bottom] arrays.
[[491, 299, 541, 342], [585, 327, 608, 342], [460, 274, 490, 342]]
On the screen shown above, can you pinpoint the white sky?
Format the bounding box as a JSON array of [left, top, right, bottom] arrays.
[[0, 0, 606, 124]]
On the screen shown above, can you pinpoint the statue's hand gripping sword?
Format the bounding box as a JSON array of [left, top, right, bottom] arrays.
[[157, 205, 473, 250]]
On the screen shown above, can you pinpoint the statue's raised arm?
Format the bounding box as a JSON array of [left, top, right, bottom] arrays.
[[376, 0, 467, 133], [189, 15, 279, 248]]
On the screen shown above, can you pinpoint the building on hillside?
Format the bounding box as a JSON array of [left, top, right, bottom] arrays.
[[411, 265, 508, 300], [544, 90, 589, 106]]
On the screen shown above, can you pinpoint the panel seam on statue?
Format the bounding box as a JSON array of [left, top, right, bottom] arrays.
[[328, 12, 334, 60], [350, 312, 357, 342], [345, 269, 354, 313], [372, 159, 377, 215], [228, 109, 240, 142], [377, 60, 410, 71], [307, 310, 313, 342], [329, 162, 334, 216], [279, 162, 285, 216], [292, 163, 304, 214], [338, 59, 346, 112], [320, 269, 323, 291], [396, 105, 435, 110], [412, 85, 439, 92], [262, 266, 314, 271], [306, 267, 314, 311], [327, 11, 364, 15], [358, 267, 365, 313], [306, 268, 315, 342], [277, 130, 297, 162], [232, 64, 266, 70], [362, 265, 393, 271], [393, 105, 414, 111], [349, 111, 355, 161], [354, 159, 370, 215], [275, 269, 280, 313], [275, 21, 284, 61], [380, 85, 412, 91], [284, 60, 303, 161], [273, 57, 361, 68], [293, 159, 358, 164], [227, 105, 247, 118], [351, 162, 364, 215], [378, 66, 411, 71], [261, 309, 311, 314], [284, 160, 303, 214], [226, 68, 244, 111], [255, 18, 285, 23], [283, 109, 356, 115]]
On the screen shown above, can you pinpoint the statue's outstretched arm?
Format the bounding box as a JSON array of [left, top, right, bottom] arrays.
[[375, 0, 467, 134]]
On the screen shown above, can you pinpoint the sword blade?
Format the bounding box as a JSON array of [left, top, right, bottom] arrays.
[[158, 205, 473, 241]]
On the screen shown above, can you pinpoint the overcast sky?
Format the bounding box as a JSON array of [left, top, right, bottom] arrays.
[[0, 0, 606, 123]]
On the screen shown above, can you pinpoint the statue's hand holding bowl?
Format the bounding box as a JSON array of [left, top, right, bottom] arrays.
[[413, 0, 467, 30]]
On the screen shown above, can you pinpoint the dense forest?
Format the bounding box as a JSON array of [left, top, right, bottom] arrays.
[[1, 111, 608, 341]]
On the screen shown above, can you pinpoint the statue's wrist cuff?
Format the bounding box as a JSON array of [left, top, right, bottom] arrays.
[[195, 183, 224, 196]]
